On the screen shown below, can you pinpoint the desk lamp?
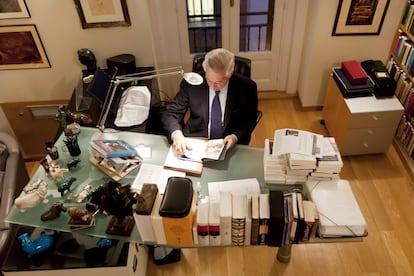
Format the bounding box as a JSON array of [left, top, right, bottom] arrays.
[[94, 66, 203, 140]]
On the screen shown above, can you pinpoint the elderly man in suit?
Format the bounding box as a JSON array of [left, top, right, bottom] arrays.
[[162, 48, 258, 155]]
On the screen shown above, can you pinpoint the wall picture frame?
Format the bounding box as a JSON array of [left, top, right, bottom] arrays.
[[332, 0, 390, 36], [0, 0, 30, 19], [74, 0, 131, 29], [0, 25, 51, 70]]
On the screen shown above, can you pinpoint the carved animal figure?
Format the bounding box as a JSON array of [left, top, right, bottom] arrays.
[[15, 180, 48, 212], [56, 177, 77, 196], [41, 202, 67, 221], [18, 232, 54, 258]]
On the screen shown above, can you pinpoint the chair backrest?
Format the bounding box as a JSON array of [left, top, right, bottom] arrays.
[[192, 54, 252, 78]]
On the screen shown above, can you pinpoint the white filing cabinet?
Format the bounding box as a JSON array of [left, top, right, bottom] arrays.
[[323, 76, 404, 156]]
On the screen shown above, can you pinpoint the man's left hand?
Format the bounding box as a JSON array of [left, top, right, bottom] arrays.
[[223, 134, 238, 150]]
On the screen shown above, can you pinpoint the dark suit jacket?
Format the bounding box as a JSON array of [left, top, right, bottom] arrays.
[[162, 73, 258, 145]]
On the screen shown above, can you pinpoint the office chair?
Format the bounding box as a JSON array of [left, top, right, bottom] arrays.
[[192, 54, 262, 129]]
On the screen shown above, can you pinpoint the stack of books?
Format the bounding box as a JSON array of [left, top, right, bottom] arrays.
[[332, 67, 375, 98], [89, 139, 142, 181], [264, 128, 343, 184]]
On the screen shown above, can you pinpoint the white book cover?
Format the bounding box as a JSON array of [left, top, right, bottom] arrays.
[[244, 195, 252, 246], [209, 199, 221, 246], [219, 191, 232, 245], [133, 211, 156, 243], [207, 178, 261, 202], [272, 128, 323, 157], [305, 180, 368, 237], [150, 194, 167, 245], [197, 197, 210, 246]]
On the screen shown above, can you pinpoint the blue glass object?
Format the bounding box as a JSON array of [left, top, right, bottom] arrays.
[[18, 232, 54, 258]]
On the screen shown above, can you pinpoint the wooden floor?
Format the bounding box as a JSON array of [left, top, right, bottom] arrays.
[[25, 95, 414, 276]]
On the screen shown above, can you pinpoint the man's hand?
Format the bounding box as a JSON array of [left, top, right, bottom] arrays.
[[172, 131, 190, 155], [223, 134, 238, 150]]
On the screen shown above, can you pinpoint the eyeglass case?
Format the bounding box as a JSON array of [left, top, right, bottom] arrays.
[[159, 177, 193, 218]]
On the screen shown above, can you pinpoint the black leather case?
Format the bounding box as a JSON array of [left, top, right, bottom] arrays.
[[159, 177, 193, 218]]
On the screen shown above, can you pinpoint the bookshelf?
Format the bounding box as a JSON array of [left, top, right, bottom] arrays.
[[388, 1, 414, 180]]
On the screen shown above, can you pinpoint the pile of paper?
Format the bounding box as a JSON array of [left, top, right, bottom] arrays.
[[264, 128, 343, 184]]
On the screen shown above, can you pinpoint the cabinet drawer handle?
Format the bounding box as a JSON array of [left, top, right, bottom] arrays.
[[367, 129, 374, 135], [363, 143, 369, 148], [372, 115, 379, 121]]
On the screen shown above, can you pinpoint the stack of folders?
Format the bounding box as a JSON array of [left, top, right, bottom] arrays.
[[332, 67, 375, 98]]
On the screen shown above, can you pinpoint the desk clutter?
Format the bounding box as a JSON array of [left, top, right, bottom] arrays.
[[8, 124, 368, 264], [332, 59, 397, 98], [264, 128, 343, 184]]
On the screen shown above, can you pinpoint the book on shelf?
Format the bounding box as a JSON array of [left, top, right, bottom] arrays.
[[258, 193, 270, 245], [150, 194, 167, 245], [209, 199, 221, 246], [301, 200, 317, 242], [219, 191, 232, 245], [244, 195, 252, 246], [250, 193, 260, 245], [196, 197, 210, 246], [90, 139, 138, 158], [133, 183, 158, 243], [89, 155, 141, 181], [231, 193, 247, 246], [267, 190, 285, 247]]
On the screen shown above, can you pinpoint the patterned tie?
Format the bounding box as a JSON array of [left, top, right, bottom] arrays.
[[210, 90, 223, 139]]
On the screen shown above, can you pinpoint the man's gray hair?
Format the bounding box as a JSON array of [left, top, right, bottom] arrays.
[[202, 48, 235, 77]]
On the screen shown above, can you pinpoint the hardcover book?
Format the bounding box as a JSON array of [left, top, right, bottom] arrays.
[[90, 139, 138, 158], [267, 190, 285, 247], [163, 138, 227, 175]]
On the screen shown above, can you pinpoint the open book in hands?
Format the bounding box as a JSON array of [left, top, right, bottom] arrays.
[[180, 138, 227, 162], [163, 138, 227, 175]]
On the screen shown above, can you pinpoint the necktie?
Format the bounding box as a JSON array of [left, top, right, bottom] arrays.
[[210, 90, 223, 139]]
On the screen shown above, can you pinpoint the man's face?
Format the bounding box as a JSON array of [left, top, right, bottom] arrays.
[[205, 68, 230, 91]]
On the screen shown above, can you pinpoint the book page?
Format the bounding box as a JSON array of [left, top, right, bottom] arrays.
[[182, 138, 225, 162], [131, 163, 185, 194], [272, 128, 323, 156], [163, 146, 203, 175]]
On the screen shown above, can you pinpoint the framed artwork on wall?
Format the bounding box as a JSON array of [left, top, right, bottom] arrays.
[[332, 0, 390, 36], [0, 25, 51, 70], [74, 0, 131, 29], [0, 0, 30, 19]]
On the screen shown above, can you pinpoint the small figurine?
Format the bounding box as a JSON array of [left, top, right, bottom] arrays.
[[41, 202, 67, 221], [40, 160, 68, 180], [75, 184, 93, 203], [68, 207, 94, 226], [23, 179, 44, 194], [18, 232, 54, 259], [15, 180, 48, 212], [56, 177, 77, 197], [96, 238, 113, 248], [67, 158, 81, 170]]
